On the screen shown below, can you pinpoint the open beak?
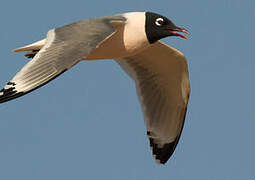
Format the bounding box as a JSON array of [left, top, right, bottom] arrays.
[[168, 27, 190, 39]]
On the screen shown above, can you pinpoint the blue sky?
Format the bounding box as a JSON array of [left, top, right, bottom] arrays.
[[0, 0, 254, 179]]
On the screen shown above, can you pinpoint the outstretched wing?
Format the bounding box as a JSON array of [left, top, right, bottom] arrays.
[[116, 41, 190, 164], [0, 15, 126, 103]]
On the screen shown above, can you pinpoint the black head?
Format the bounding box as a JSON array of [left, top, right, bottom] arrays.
[[145, 12, 190, 44]]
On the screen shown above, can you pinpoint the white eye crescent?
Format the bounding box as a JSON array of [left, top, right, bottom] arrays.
[[155, 18, 164, 26]]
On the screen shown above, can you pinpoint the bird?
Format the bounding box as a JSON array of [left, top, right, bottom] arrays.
[[0, 12, 190, 164]]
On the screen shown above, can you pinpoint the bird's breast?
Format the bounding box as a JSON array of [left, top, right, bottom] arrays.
[[86, 12, 150, 60]]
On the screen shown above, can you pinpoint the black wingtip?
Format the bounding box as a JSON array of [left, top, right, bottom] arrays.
[[149, 137, 179, 164], [0, 69, 68, 104], [148, 107, 188, 164], [0, 82, 24, 104]]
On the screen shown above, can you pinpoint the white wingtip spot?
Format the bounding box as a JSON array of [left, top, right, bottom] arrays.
[[4, 84, 13, 89], [153, 155, 163, 165]]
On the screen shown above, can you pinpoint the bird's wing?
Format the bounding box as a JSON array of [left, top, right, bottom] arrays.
[[116, 41, 190, 164], [0, 15, 126, 103]]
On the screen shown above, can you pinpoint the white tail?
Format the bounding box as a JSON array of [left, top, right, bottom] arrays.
[[12, 39, 46, 52]]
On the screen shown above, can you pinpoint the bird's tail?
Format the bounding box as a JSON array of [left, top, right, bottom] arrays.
[[12, 39, 46, 58], [12, 39, 46, 52]]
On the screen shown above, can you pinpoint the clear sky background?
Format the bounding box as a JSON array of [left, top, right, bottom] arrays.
[[0, 0, 254, 179]]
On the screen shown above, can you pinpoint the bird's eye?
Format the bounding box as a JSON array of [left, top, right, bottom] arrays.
[[155, 18, 164, 26]]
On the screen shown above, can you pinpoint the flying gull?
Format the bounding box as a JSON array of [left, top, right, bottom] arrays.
[[0, 12, 190, 164]]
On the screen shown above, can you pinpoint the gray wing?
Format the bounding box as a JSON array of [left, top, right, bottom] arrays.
[[116, 41, 190, 164], [0, 15, 126, 103]]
